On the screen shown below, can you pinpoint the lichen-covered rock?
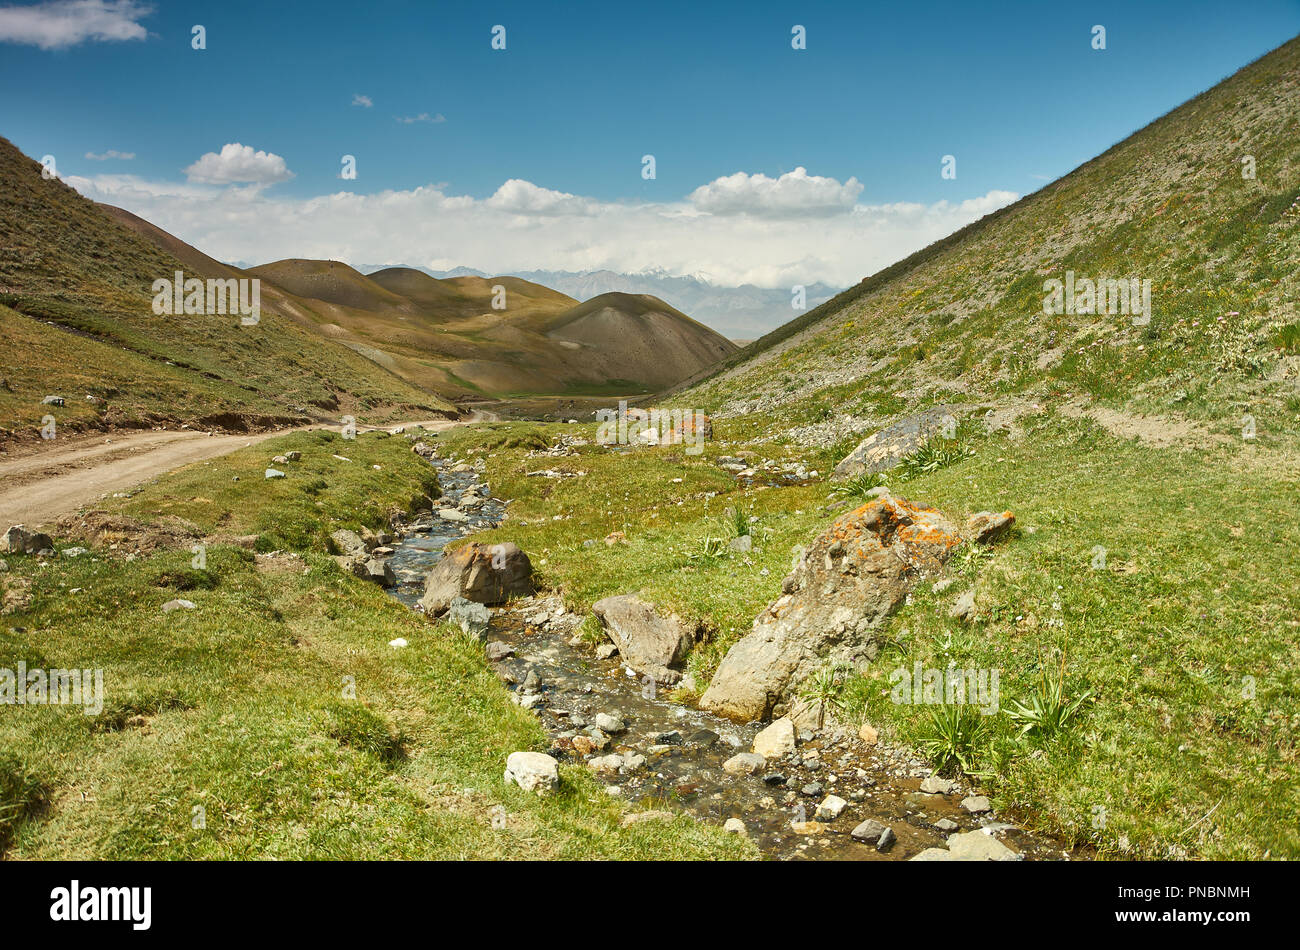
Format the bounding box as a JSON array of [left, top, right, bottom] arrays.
[[700, 496, 963, 722], [420, 542, 533, 615], [966, 510, 1015, 545]]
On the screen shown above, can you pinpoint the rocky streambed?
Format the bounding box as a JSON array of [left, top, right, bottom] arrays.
[[379, 450, 1079, 862]]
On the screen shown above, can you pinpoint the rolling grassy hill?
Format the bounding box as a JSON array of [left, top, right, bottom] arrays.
[[238, 259, 739, 399], [0, 137, 454, 448]]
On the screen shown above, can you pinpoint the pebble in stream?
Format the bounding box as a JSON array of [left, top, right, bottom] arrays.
[[380, 450, 1077, 861]]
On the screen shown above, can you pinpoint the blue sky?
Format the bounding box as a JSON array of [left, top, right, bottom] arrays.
[[2, 0, 1298, 288]]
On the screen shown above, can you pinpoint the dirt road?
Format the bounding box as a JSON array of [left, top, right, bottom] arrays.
[[0, 417, 469, 528]]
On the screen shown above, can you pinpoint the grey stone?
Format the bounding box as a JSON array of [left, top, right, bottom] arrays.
[[353, 557, 396, 588], [447, 596, 491, 638], [850, 819, 895, 852], [947, 830, 1021, 861], [594, 713, 626, 734], [1, 525, 55, 555], [591, 594, 699, 684], [753, 717, 797, 758], [949, 590, 976, 622], [831, 406, 961, 480], [961, 795, 992, 814], [920, 776, 955, 795], [814, 794, 847, 821], [331, 528, 370, 557], [722, 752, 766, 775], [504, 751, 559, 795], [967, 511, 1015, 545]]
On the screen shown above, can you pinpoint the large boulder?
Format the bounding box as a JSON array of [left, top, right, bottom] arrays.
[[699, 496, 962, 722], [1, 525, 54, 555], [591, 594, 700, 684], [420, 542, 534, 615], [831, 407, 960, 480]]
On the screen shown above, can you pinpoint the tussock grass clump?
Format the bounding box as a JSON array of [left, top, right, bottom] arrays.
[[92, 689, 192, 734], [326, 702, 407, 766], [0, 753, 48, 852], [828, 472, 888, 500]]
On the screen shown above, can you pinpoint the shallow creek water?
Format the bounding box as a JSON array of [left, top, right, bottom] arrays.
[[383, 456, 1077, 861]]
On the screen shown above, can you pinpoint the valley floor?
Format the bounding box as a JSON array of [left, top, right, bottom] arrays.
[[2, 402, 1297, 859]]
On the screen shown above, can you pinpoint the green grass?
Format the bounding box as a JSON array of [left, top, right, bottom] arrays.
[[426, 414, 1300, 859], [0, 429, 753, 859], [108, 428, 442, 552]]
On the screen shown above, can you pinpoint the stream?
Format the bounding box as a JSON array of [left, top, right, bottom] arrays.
[[382, 452, 1078, 861]]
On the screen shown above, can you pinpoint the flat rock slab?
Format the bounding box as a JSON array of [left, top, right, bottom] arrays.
[[831, 406, 961, 479], [592, 593, 698, 684]]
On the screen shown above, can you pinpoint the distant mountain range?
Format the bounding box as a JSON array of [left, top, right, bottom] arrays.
[[357, 266, 842, 342]]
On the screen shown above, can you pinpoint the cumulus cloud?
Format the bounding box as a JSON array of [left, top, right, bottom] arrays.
[[485, 179, 602, 216], [351, 94, 373, 108], [689, 166, 864, 218], [0, 0, 149, 49], [68, 169, 1017, 289], [85, 148, 134, 160], [395, 112, 445, 125], [183, 143, 294, 185]]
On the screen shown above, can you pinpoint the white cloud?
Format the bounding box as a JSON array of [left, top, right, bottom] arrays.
[[351, 94, 373, 108], [0, 0, 149, 49], [395, 112, 445, 125], [68, 169, 1017, 289], [85, 148, 134, 160], [689, 166, 864, 218], [183, 143, 294, 185], [485, 179, 601, 216]]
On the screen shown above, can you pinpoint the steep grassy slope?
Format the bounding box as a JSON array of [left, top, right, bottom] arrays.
[[0, 138, 453, 447], [685, 36, 1300, 444], [644, 34, 1300, 858]]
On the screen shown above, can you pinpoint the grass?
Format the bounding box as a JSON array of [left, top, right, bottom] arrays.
[[0, 429, 753, 859], [423, 412, 1300, 860], [108, 428, 442, 552]]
